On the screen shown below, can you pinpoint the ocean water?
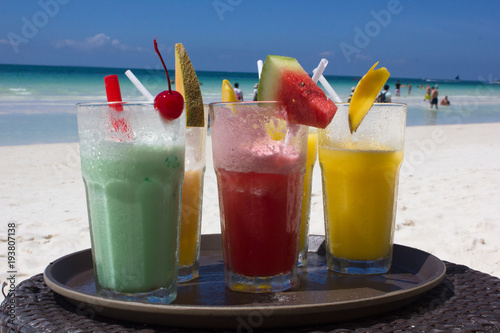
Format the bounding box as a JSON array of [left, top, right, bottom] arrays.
[[1, 64, 500, 146]]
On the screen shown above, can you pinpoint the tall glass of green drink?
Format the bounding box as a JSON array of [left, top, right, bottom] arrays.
[[76, 101, 185, 304]]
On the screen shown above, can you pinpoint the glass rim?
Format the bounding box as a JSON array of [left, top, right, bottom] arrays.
[[208, 101, 285, 107], [337, 102, 407, 107], [76, 101, 154, 108]]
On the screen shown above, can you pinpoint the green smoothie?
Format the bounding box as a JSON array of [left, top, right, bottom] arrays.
[[81, 142, 184, 293]]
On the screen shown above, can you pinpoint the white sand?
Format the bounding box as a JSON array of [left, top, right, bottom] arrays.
[[1, 122, 499, 300]]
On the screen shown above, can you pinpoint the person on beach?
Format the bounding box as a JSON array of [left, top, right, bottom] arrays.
[[395, 80, 401, 97], [347, 87, 355, 103], [430, 87, 439, 109], [408, 83, 412, 95], [253, 84, 258, 101], [440, 96, 450, 106], [234, 83, 243, 101], [376, 85, 392, 103], [424, 84, 431, 101]]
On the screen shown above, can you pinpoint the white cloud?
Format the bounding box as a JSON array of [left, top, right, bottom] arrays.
[[52, 33, 144, 52], [111, 38, 130, 51], [319, 51, 334, 57]]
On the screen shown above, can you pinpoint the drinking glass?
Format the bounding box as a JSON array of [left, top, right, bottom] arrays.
[[209, 101, 308, 293], [178, 111, 208, 282], [319, 103, 406, 274], [76, 102, 185, 304], [298, 127, 318, 267]]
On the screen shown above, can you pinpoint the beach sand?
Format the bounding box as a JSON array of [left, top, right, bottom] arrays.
[[1, 122, 499, 300]]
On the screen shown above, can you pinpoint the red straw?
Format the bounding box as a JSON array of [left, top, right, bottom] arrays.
[[104, 74, 131, 140], [104, 75, 123, 111]]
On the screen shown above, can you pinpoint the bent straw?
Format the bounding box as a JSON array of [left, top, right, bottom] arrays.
[[125, 70, 154, 101], [312, 58, 328, 83], [312, 59, 342, 103]]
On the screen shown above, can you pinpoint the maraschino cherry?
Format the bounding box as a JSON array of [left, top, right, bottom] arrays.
[[154, 38, 184, 120]]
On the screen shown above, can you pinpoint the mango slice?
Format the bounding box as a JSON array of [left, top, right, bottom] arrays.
[[221, 79, 239, 102], [175, 43, 204, 127], [349, 62, 390, 133]]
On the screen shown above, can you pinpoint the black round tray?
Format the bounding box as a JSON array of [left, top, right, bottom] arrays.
[[44, 234, 446, 329]]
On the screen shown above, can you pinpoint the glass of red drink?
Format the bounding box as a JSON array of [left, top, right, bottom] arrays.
[[209, 101, 308, 293]]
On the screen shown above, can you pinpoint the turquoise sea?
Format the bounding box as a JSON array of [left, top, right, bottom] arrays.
[[1, 64, 500, 146]]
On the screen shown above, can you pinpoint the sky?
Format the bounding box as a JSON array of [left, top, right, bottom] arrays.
[[1, 0, 499, 81]]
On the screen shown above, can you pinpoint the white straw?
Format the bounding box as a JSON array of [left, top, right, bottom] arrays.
[[318, 74, 342, 103], [311, 58, 342, 103], [312, 70, 342, 104], [125, 70, 154, 101], [312, 58, 328, 83], [257, 60, 263, 79]]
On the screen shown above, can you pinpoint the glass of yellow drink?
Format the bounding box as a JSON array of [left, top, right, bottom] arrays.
[[319, 103, 406, 274], [298, 127, 318, 267], [178, 110, 208, 282]]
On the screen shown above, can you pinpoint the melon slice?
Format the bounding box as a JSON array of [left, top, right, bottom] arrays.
[[258, 55, 337, 129], [349, 62, 390, 133], [175, 43, 204, 127], [221, 79, 239, 102]]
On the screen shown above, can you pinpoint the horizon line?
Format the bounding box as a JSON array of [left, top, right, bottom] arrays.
[[0, 62, 488, 83]]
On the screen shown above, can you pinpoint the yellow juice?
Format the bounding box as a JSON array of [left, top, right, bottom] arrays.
[[299, 132, 318, 259], [179, 169, 203, 267], [319, 147, 404, 260]]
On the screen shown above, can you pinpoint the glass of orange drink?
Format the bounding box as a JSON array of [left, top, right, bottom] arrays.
[[319, 103, 406, 274], [178, 110, 208, 282]]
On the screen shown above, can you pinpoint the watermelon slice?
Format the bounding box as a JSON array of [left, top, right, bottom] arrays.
[[258, 55, 337, 129]]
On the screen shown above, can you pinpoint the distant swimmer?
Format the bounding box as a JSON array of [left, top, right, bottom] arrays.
[[430, 87, 439, 109], [376, 85, 392, 103], [440, 96, 450, 106], [234, 83, 243, 101], [424, 84, 431, 101]]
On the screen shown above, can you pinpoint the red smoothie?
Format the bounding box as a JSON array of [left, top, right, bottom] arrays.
[[216, 168, 303, 277]]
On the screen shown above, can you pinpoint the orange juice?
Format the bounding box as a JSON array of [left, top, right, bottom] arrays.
[[298, 131, 317, 265], [319, 147, 403, 260], [179, 169, 204, 268]]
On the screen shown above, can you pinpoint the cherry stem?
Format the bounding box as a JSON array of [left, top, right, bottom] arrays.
[[154, 37, 172, 93]]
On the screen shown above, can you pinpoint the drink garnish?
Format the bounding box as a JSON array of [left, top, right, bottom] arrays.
[[221, 79, 239, 102], [257, 55, 337, 129], [154, 38, 184, 121], [348, 62, 390, 133], [175, 43, 204, 127]]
